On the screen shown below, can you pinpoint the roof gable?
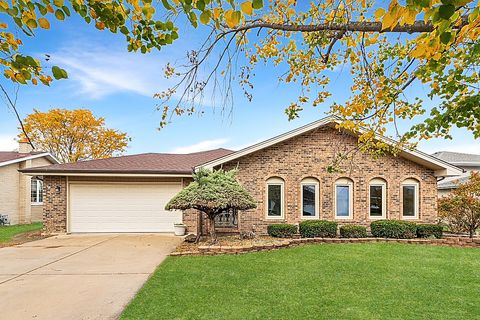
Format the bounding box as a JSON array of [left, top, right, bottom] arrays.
[[196, 116, 463, 177], [0, 151, 59, 168]]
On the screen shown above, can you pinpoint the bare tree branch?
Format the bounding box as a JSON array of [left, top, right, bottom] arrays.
[[0, 84, 34, 149]]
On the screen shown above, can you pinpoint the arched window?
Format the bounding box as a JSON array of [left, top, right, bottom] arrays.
[[369, 178, 387, 219], [266, 177, 284, 219], [402, 178, 419, 219], [301, 178, 319, 219], [335, 178, 353, 219]]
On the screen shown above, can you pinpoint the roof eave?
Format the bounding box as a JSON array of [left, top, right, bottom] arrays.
[[20, 171, 193, 177], [0, 152, 59, 168]]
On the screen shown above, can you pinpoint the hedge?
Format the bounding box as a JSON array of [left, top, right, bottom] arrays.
[[267, 224, 297, 238], [339, 225, 368, 238], [370, 220, 417, 239], [299, 220, 337, 238], [416, 224, 443, 239]]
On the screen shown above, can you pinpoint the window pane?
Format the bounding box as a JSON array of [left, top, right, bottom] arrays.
[[302, 184, 316, 217], [403, 185, 415, 216], [336, 185, 350, 217], [369, 185, 383, 216], [38, 181, 43, 203], [31, 179, 38, 203], [268, 184, 282, 216]]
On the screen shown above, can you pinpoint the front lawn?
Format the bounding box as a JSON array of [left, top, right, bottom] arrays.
[[122, 243, 480, 320], [0, 222, 43, 243]]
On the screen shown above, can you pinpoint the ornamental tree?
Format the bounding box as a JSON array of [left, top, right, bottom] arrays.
[[3, 0, 480, 156], [165, 168, 256, 242], [438, 172, 480, 238], [19, 108, 130, 163]]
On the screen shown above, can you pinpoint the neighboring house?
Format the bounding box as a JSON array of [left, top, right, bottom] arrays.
[[0, 140, 58, 225], [21, 116, 462, 235], [432, 151, 479, 197]]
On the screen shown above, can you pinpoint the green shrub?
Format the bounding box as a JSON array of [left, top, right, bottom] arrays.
[[339, 225, 368, 238], [416, 224, 443, 238], [267, 224, 297, 238], [299, 220, 337, 238], [370, 220, 417, 239]]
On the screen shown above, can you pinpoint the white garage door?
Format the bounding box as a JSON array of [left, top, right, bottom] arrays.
[[69, 183, 183, 233]]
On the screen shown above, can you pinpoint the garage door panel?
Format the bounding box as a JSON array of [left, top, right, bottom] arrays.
[[69, 183, 182, 233]]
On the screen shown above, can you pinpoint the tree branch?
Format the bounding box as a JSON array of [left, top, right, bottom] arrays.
[[227, 17, 468, 34]]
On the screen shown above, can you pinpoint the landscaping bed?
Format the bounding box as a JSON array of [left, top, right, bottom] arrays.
[[172, 234, 480, 256]]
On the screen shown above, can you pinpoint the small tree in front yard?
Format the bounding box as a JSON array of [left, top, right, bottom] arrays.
[[165, 169, 256, 242], [439, 172, 480, 238]]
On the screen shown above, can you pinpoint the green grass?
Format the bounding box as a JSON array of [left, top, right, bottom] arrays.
[[121, 243, 480, 320], [0, 222, 42, 243]]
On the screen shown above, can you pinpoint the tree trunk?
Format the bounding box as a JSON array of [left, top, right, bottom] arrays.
[[195, 211, 202, 244], [207, 215, 217, 243], [469, 228, 475, 239]]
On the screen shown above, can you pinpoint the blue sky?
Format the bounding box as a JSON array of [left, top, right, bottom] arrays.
[[0, 13, 478, 155]]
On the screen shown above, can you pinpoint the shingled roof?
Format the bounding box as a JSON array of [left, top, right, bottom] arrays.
[[20, 148, 233, 175], [432, 151, 480, 165]]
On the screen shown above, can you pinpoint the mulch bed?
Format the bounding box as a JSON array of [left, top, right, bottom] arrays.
[[173, 235, 290, 255], [171, 234, 480, 256], [0, 230, 48, 248]]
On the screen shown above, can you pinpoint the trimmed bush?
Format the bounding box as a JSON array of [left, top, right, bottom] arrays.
[[340, 225, 368, 238], [370, 220, 417, 239], [267, 224, 297, 238], [416, 224, 443, 239], [299, 220, 337, 238]]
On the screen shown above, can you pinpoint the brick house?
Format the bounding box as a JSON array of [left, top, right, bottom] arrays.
[[0, 140, 58, 225], [21, 117, 462, 235]]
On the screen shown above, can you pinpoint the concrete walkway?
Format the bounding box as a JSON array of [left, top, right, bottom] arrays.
[[0, 234, 182, 320]]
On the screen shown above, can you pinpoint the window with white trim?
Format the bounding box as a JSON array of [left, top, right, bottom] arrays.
[[31, 178, 43, 204], [402, 179, 419, 219], [266, 177, 284, 218], [335, 178, 353, 219], [369, 178, 386, 219], [301, 178, 319, 218]]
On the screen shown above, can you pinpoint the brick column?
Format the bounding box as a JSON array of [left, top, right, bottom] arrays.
[[43, 176, 67, 234]]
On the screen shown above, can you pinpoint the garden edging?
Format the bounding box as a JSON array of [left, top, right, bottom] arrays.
[[170, 236, 480, 256]]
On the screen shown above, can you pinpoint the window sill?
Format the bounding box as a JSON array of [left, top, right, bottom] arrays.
[[368, 216, 386, 220], [335, 216, 353, 220], [402, 216, 419, 220], [301, 215, 319, 220], [265, 216, 285, 220], [31, 202, 43, 206]]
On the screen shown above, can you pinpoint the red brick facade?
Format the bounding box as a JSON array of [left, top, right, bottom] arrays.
[[184, 126, 438, 235], [41, 126, 438, 236]]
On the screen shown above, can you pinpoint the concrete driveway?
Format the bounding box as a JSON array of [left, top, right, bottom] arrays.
[[0, 234, 182, 320]]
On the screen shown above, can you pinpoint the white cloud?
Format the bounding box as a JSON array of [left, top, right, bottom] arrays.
[[170, 138, 229, 154], [0, 134, 17, 151], [50, 42, 169, 99]]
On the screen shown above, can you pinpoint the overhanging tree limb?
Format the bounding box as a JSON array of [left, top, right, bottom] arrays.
[[226, 17, 469, 34]]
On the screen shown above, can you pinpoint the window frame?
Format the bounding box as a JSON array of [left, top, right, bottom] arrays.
[[334, 178, 353, 220], [300, 178, 320, 220], [368, 178, 387, 219], [265, 177, 285, 219], [401, 179, 419, 220], [31, 177, 43, 205]]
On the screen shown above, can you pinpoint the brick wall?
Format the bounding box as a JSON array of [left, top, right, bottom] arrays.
[[43, 176, 67, 234], [201, 126, 439, 235]]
